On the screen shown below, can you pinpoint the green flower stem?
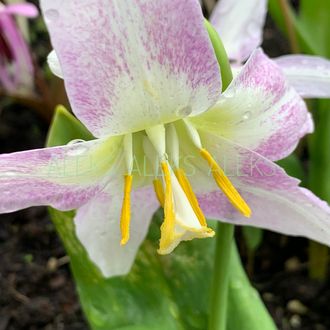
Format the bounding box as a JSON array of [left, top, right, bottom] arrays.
[[270, 0, 329, 281], [308, 100, 330, 280], [277, 0, 300, 53], [205, 20, 235, 330], [209, 223, 235, 330]]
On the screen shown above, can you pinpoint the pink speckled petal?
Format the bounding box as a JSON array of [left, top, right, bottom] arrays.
[[194, 134, 330, 246], [275, 55, 330, 99], [40, 0, 221, 138], [0, 137, 123, 213], [190, 49, 313, 162], [2, 4, 39, 18], [0, 13, 34, 95], [210, 0, 267, 62], [75, 183, 158, 277]]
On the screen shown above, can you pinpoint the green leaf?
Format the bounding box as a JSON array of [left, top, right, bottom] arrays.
[[269, 0, 330, 56], [47, 107, 276, 330], [46, 105, 94, 147], [268, 0, 316, 55], [299, 0, 330, 57], [308, 100, 330, 281], [50, 208, 276, 330]]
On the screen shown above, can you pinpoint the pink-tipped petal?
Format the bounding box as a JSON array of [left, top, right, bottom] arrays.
[[0, 12, 34, 95], [190, 49, 313, 162], [40, 0, 221, 138], [0, 137, 123, 213], [2, 4, 39, 18], [75, 184, 158, 277], [210, 0, 267, 62], [275, 55, 330, 99], [195, 134, 330, 246]]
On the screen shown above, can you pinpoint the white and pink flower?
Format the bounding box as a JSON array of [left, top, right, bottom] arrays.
[[0, 0, 329, 278]]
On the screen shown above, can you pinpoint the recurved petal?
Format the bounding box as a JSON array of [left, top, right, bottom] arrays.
[[0, 137, 123, 213], [2, 3, 39, 17], [75, 183, 158, 277], [190, 49, 313, 162], [0, 13, 34, 95], [40, 0, 221, 138], [275, 55, 330, 99], [210, 0, 267, 62], [193, 134, 330, 247]]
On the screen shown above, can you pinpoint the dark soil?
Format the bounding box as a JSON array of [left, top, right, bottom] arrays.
[[0, 3, 329, 330], [0, 105, 88, 330]]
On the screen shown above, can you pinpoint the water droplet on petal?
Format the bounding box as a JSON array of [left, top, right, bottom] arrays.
[[242, 111, 252, 121], [67, 145, 88, 157], [44, 9, 59, 23], [176, 106, 192, 117], [224, 89, 235, 99], [67, 139, 86, 145], [247, 21, 259, 36], [4, 171, 21, 176]]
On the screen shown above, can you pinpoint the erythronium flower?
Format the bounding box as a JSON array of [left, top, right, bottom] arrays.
[[1, 0, 330, 278], [0, 1, 37, 96], [210, 0, 330, 99]]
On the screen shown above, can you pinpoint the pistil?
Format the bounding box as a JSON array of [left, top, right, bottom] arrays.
[[120, 134, 134, 245], [175, 168, 207, 227], [158, 161, 176, 252]]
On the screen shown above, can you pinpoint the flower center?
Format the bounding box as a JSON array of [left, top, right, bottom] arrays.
[[119, 121, 251, 253]]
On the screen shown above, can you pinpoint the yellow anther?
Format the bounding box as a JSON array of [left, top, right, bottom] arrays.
[[158, 161, 176, 252], [200, 148, 251, 218], [174, 168, 207, 227], [120, 174, 133, 246], [153, 178, 165, 207]]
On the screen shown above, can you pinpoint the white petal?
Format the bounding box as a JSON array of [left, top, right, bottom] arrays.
[[275, 55, 330, 98], [190, 49, 312, 162], [191, 133, 330, 247], [0, 136, 122, 213], [40, 0, 221, 137], [210, 0, 267, 62], [75, 183, 158, 277]]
